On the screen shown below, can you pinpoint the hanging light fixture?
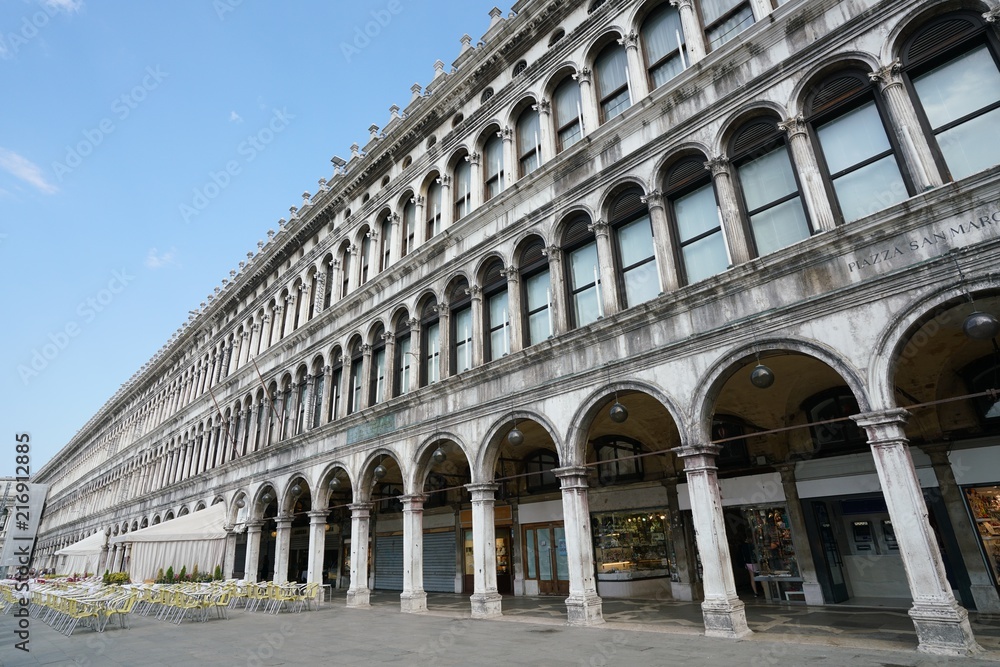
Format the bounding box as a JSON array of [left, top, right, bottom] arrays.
[[507, 398, 524, 445], [261, 491, 273, 505], [432, 447, 447, 464], [235, 498, 246, 509], [290, 483, 302, 497], [954, 256, 999, 340], [750, 362, 775, 389], [328, 477, 341, 491], [607, 364, 628, 422], [373, 454, 387, 480]]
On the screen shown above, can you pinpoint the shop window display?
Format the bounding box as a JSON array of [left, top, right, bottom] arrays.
[[744, 505, 798, 576], [964, 485, 1000, 586], [591, 510, 673, 581]]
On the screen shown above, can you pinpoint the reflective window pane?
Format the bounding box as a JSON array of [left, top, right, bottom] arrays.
[[574, 286, 601, 326], [913, 45, 1000, 129], [937, 105, 1000, 180], [750, 197, 810, 255], [674, 183, 717, 241], [569, 242, 599, 288], [738, 146, 798, 212], [624, 262, 659, 306], [831, 154, 906, 222], [525, 271, 551, 312], [816, 101, 892, 174], [682, 232, 729, 284], [706, 5, 753, 50], [618, 215, 654, 268]]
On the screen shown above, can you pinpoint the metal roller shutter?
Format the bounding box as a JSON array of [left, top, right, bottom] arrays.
[[375, 535, 403, 590], [423, 532, 456, 593]]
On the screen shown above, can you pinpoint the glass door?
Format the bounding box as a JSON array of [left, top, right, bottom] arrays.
[[811, 501, 849, 602], [523, 523, 569, 595]]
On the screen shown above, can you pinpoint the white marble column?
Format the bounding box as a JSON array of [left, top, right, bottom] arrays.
[[503, 266, 523, 355], [468, 285, 484, 368], [619, 31, 649, 102], [544, 245, 569, 336], [412, 195, 427, 248], [223, 529, 238, 579], [589, 220, 620, 318], [574, 68, 600, 135], [244, 521, 263, 583], [869, 61, 944, 191], [273, 516, 292, 585], [439, 176, 454, 231], [467, 153, 483, 211], [499, 127, 515, 189], [306, 511, 327, 598], [779, 115, 836, 232], [853, 410, 981, 656], [671, 0, 706, 64], [400, 494, 428, 613], [705, 157, 752, 265], [553, 466, 603, 626], [675, 444, 751, 638], [641, 190, 680, 293], [534, 99, 554, 163], [407, 318, 421, 393], [347, 503, 373, 608], [389, 214, 403, 265], [467, 483, 502, 618]]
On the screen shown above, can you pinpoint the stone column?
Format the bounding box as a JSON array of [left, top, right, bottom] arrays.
[[749, 0, 772, 21], [467, 153, 483, 210], [503, 265, 523, 355], [619, 31, 649, 102], [468, 285, 484, 368], [774, 464, 825, 605], [330, 259, 343, 303], [408, 318, 421, 393], [307, 511, 328, 595], [662, 476, 699, 601], [869, 61, 944, 191], [347, 503, 373, 608], [313, 273, 327, 318], [853, 410, 981, 656], [675, 444, 751, 638], [400, 494, 428, 613], [641, 190, 680, 293], [123, 543, 132, 574], [360, 344, 373, 410], [553, 466, 603, 626], [244, 521, 263, 583], [223, 529, 238, 579], [705, 157, 752, 265], [534, 99, 554, 163], [347, 246, 360, 295], [320, 365, 333, 426], [412, 195, 427, 248], [99, 541, 110, 574], [589, 220, 619, 318], [437, 305, 451, 381], [574, 68, 600, 135], [297, 282, 311, 326], [671, 0, 706, 64], [919, 443, 1000, 612], [439, 176, 454, 231], [778, 115, 836, 232], [389, 214, 403, 265], [499, 126, 514, 189], [544, 245, 569, 336], [272, 516, 292, 585], [467, 483, 503, 618], [382, 332, 397, 400], [302, 375, 316, 433], [114, 544, 126, 572]]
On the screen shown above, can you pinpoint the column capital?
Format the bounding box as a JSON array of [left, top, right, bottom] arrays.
[[704, 156, 731, 176], [986, 7, 1000, 23], [465, 482, 499, 500], [361, 343, 373, 356], [246, 520, 264, 532], [778, 115, 807, 138], [390, 212, 400, 224], [852, 408, 910, 444], [673, 443, 722, 472], [670, 0, 694, 8], [465, 284, 482, 300], [407, 317, 420, 331], [640, 189, 665, 210], [275, 515, 293, 527], [501, 264, 520, 282], [466, 152, 481, 166], [498, 126, 514, 142], [307, 510, 328, 523], [438, 174, 452, 187], [381, 331, 396, 344], [868, 60, 904, 92], [553, 465, 589, 488], [573, 67, 592, 85], [401, 494, 427, 511], [587, 219, 611, 238], [533, 98, 551, 115], [348, 502, 373, 517], [617, 30, 639, 50]]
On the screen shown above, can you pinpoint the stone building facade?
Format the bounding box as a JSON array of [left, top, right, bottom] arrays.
[[33, 0, 1000, 655]]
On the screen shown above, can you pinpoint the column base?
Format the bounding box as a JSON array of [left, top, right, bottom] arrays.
[[910, 600, 982, 656], [702, 597, 752, 639], [802, 582, 825, 606], [400, 591, 427, 613], [470, 592, 503, 619], [565, 593, 604, 626], [346, 588, 370, 608], [670, 581, 700, 601]]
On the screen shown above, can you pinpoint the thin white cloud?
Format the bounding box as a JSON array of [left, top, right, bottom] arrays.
[[42, 0, 84, 13], [229, 110, 243, 123], [0, 147, 58, 194], [145, 247, 176, 270]]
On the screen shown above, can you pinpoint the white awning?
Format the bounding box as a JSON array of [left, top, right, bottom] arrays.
[[54, 531, 106, 576]]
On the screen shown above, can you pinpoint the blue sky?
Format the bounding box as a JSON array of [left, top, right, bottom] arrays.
[[0, 0, 507, 477]]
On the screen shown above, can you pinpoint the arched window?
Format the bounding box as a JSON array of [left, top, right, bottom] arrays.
[[520, 239, 552, 346], [420, 300, 441, 386], [347, 340, 363, 415], [294, 371, 307, 435], [517, 106, 541, 177], [593, 436, 644, 485], [279, 379, 292, 440], [450, 280, 473, 374], [484, 133, 505, 201], [311, 365, 324, 429], [553, 77, 583, 152], [393, 316, 412, 397], [665, 155, 728, 284], [426, 179, 443, 240], [379, 215, 392, 272], [513, 60, 528, 76], [903, 11, 1000, 181], [481, 87, 495, 103], [642, 4, 686, 89], [525, 450, 559, 491], [322, 256, 334, 309], [610, 187, 658, 308], [454, 157, 473, 220], [339, 243, 352, 298], [482, 259, 510, 361], [594, 42, 631, 123], [730, 117, 811, 256], [328, 350, 343, 421], [807, 70, 909, 223], [803, 387, 864, 455], [402, 197, 416, 258], [370, 327, 386, 406], [562, 216, 601, 327], [700, 0, 754, 51]]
